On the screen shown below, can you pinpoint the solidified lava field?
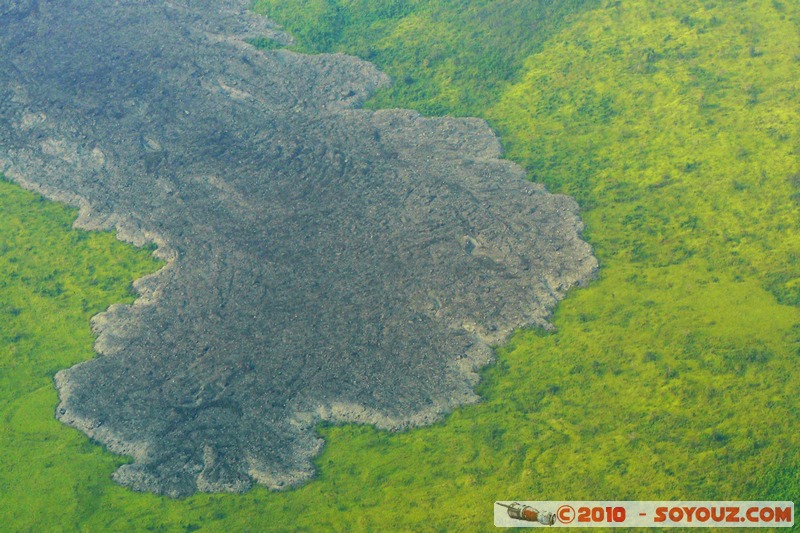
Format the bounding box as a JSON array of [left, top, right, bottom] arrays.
[[0, 0, 596, 496]]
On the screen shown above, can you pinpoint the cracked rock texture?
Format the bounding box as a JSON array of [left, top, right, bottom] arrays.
[[0, 0, 597, 496]]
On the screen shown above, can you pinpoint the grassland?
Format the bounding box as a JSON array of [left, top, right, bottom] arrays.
[[2, 0, 800, 531]]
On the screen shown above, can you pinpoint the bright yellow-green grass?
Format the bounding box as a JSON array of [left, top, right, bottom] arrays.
[[2, 0, 800, 531], [491, 0, 800, 305], [0, 178, 162, 531]]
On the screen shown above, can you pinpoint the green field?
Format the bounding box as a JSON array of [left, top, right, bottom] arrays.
[[2, 0, 800, 530]]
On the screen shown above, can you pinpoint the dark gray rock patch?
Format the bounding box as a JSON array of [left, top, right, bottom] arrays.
[[0, 0, 597, 497]]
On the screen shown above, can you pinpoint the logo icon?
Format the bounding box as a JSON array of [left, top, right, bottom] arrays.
[[496, 502, 556, 525]]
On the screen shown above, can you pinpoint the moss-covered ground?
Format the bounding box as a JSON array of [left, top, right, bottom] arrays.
[[2, 0, 800, 530]]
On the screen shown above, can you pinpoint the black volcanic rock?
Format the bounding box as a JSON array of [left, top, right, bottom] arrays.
[[0, 0, 597, 496]]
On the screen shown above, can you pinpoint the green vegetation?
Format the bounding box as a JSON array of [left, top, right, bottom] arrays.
[[246, 37, 287, 51], [0, 177, 162, 531], [257, 0, 599, 115], [2, 0, 800, 530]]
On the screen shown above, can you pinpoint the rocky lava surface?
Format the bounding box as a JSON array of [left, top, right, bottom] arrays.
[[0, 0, 597, 496]]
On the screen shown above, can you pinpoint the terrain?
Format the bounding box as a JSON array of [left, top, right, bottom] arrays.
[[0, 0, 594, 497], [1, 0, 799, 531]]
